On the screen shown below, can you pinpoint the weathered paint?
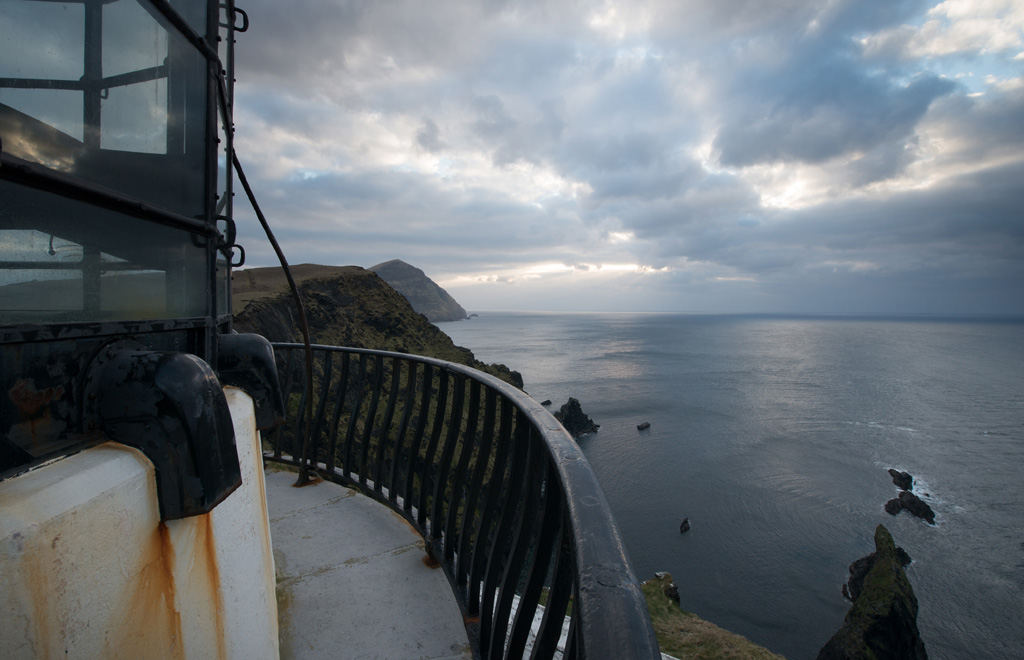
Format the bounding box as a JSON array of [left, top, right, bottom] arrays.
[[0, 389, 279, 660], [0, 443, 186, 659], [214, 387, 279, 660]]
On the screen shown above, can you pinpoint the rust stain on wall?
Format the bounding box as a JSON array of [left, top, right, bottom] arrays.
[[103, 522, 186, 659], [8, 379, 63, 416], [18, 518, 185, 658], [23, 535, 56, 659], [196, 513, 228, 660]]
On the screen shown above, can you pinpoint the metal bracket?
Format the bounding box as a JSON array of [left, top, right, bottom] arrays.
[[218, 333, 285, 431], [82, 342, 242, 520]]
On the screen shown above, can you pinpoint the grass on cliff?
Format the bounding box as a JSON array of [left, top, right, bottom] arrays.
[[642, 574, 785, 660], [232, 265, 522, 388]]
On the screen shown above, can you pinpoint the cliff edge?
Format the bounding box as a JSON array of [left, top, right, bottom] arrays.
[[642, 573, 785, 660], [232, 265, 521, 388]]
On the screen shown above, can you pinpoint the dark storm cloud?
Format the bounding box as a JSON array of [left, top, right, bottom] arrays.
[[702, 161, 1024, 276], [715, 67, 955, 168]]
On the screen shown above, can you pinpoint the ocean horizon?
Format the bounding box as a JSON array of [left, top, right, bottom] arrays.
[[439, 311, 1024, 660]]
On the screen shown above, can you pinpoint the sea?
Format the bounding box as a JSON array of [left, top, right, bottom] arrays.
[[437, 312, 1024, 660]]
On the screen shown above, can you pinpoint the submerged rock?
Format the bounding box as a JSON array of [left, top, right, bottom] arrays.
[[637, 421, 651, 430], [553, 397, 599, 438], [888, 468, 914, 491], [818, 525, 928, 660], [679, 518, 691, 534]]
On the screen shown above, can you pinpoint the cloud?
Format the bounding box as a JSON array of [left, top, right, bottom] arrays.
[[714, 70, 955, 169], [861, 0, 1024, 59], [228, 0, 1024, 314]]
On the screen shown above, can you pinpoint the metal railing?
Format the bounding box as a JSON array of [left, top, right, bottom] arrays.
[[265, 343, 660, 660]]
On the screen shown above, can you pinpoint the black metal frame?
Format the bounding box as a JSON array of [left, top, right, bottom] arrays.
[[267, 343, 660, 660], [0, 1, 247, 494], [0, 0, 236, 346]]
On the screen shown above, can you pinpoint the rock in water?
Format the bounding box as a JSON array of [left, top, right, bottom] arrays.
[[552, 398, 599, 438], [897, 491, 936, 524], [885, 491, 936, 524], [637, 421, 651, 430], [888, 468, 914, 491], [679, 518, 691, 533], [817, 525, 928, 660]]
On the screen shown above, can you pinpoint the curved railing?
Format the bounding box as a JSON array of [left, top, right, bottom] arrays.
[[266, 343, 660, 660]]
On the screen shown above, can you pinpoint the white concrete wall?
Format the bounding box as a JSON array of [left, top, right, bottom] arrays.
[[0, 388, 279, 660]]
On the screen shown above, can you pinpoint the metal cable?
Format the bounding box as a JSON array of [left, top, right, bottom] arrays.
[[232, 150, 317, 486]]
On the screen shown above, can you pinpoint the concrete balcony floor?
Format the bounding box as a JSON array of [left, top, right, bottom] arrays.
[[265, 466, 473, 660]]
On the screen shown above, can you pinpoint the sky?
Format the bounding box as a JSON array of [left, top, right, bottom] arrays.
[[231, 0, 1024, 314]]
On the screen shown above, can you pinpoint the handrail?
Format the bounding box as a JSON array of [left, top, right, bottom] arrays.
[[266, 343, 660, 660]]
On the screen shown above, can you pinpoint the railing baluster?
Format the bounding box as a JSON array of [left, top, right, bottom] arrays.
[[342, 353, 369, 480], [563, 600, 579, 660], [532, 507, 574, 659], [357, 354, 385, 487], [418, 368, 449, 531], [457, 385, 496, 592], [325, 351, 350, 472], [508, 454, 562, 658], [270, 346, 296, 458], [430, 373, 466, 544], [373, 356, 403, 496], [293, 354, 311, 463], [445, 379, 480, 566], [308, 350, 333, 465], [404, 362, 433, 520], [481, 409, 533, 657], [469, 393, 513, 616], [389, 360, 417, 507], [489, 415, 545, 659]]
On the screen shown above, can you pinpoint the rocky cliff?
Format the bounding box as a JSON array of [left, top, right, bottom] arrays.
[[817, 525, 927, 660], [642, 573, 785, 660], [232, 264, 521, 388], [369, 259, 468, 323]]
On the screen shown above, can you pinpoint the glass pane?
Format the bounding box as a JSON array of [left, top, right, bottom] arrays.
[[0, 1, 83, 80], [0, 0, 208, 218], [0, 88, 84, 147], [101, 79, 169, 153], [102, 0, 169, 77], [0, 181, 208, 324]]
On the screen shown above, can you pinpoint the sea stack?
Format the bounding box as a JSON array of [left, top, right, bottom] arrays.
[[888, 469, 914, 491], [817, 525, 927, 660], [552, 398, 599, 438], [885, 491, 936, 525]]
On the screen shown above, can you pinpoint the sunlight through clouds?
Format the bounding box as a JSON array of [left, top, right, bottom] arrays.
[[231, 0, 1024, 314]]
